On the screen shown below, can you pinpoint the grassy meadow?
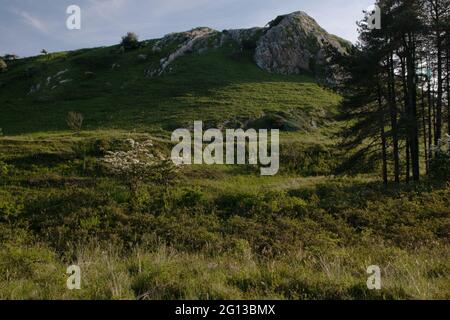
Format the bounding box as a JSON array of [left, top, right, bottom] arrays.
[[0, 39, 448, 299]]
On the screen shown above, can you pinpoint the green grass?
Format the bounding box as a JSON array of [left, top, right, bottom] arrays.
[[0, 133, 448, 299], [0, 42, 340, 136], [2, 242, 447, 300], [0, 38, 448, 300]]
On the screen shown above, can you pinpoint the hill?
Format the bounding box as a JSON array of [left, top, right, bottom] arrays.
[[0, 11, 344, 135], [0, 11, 448, 300]]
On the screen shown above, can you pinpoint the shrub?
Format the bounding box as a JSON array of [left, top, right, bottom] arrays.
[[0, 243, 68, 299], [429, 154, 450, 182], [66, 111, 84, 133], [0, 160, 8, 178], [3, 54, 19, 61], [281, 142, 336, 175], [102, 139, 180, 207], [0, 190, 24, 222], [429, 134, 450, 182], [120, 32, 140, 51], [0, 59, 7, 72]]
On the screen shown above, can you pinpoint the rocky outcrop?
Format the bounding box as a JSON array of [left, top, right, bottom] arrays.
[[145, 11, 350, 81], [254, 11, 349, 76], [146, 28, 219, 77]]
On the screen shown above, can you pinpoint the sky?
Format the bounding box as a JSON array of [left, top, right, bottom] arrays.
[[0, 0, 375, 57]]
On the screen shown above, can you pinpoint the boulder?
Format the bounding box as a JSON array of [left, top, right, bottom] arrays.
[[55, 69, 69, 77], [137, 54, 147, 61]]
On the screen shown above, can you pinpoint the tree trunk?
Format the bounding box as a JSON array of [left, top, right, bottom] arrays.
[[400, 53, 411, 182], [405, 33, 420, 181], [427, 74, 433, 152], [378, 84, 388, 185], [447, 41, 450, 135], [436, 33, 443, 143], [388, 53, 400, 183], [406, 139, 411, 183], [421, 84, 429, 174]]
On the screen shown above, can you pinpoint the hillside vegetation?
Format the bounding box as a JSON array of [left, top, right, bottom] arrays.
[[0, 22, 448, 299]]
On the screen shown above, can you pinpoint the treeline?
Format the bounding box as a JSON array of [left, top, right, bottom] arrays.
[[336, 0, 450, 183]]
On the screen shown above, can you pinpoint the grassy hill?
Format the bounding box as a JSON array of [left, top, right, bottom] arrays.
[[0, 34, 448, 300], [0, 40, 339, 135]]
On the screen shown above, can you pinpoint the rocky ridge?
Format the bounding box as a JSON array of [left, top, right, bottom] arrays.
[[145, 11, 350, 81]]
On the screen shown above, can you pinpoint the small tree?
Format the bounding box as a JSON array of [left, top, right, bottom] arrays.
[[41, 49, 50, 61], [66, 111, 84, 133], [120, 32, 140, 51], [102, 139, 179, 208], [0, 59, 6, 73]]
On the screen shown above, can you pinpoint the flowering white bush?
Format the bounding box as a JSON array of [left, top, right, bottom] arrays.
[[102, 139, 179, 200]]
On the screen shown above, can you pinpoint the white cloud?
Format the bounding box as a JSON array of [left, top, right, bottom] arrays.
[[85, 0, 128, 19], [19, 11, 49, 34]]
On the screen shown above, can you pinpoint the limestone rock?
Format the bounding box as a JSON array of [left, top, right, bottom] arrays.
[[55, 69, 69, 77], [144, 11, 350, 82], [137, 54, 147, 61], [146, 27, 219, 77], [254, 11, 350, 77]]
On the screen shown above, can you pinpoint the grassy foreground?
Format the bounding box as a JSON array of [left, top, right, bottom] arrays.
[[0, 133, 448, 300]]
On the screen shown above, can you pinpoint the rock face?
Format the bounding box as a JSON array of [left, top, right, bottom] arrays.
[[146, 27, 219, 77], [254, 11, 349, 76], [145, 11, 350, 81]]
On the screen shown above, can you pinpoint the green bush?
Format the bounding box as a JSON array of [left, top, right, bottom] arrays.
[[0, 191, 24, 221], [120, 32, 140, 51], [281, 142, 337, 175], [429, 154, 450, 182], [0, 160, 8, 178]]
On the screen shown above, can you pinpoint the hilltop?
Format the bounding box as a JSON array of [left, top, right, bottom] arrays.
[[0, 11, 346, 136]]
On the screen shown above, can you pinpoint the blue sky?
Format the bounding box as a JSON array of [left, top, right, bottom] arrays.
[[0, 0, 375, 57]]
